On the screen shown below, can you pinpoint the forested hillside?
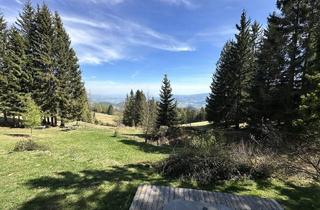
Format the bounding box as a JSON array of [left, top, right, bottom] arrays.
[[0, 1, 91, 128]]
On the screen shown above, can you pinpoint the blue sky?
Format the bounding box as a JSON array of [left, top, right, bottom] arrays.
[[0, 0, 276, 96]]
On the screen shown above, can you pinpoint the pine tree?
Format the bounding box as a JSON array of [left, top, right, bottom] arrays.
[[2, 28, 27, 126], [157, 74, 177, 127], [68, 49, 90, 123], [276, 0, 310, 126], [231, 11, 256, 128], [107, 105, 114, 115], [16, 0, 34, 93], [206, 41, 237, 126], [250, 13, 287, 124], [31, 4, 58, 125], [0, 15, 7, 121], [134, 90, 146, 126], [123, 90, 135, 126], [52, 12, 73, 126]]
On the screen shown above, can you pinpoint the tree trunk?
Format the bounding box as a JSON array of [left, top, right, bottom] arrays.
[[51, 116, 54, 127], [3, 111, 7, 122], [60, 118, 65, 127], [54, 116, 57, 127]]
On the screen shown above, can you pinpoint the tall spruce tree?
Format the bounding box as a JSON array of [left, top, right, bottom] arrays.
[[157, 74, 177, 127], [31, 4, 58, 125], [68, 48, 90, 123], [2, 28, 27, 126], [123, 90, 136, 126], [53, 12, 72, 126], [0, 15, 7, 121], [230, 11, 256, 128], [206, 41, 237, 126], [250, 13, 287, 124], [16, 0, 34, 93], [276, 0, 309, 126], [134, 90, 146, 126]]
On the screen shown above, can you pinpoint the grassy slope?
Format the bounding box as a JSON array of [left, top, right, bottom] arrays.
[[94, 113, 120, 126], [0, 124, 319, 210]]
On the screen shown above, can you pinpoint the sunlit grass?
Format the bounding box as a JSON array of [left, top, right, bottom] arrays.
[[0, 124, 319, 210]]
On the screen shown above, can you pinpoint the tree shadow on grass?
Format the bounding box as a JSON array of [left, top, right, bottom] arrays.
[[119, 139, 172, 154], [214, 178, 320, 210], [275, 181, 320, 210], [19, 164, 172, 210], [5, 134, 31, 138]]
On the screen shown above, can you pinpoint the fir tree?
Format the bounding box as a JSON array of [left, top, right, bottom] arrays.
[[134, 90, 146, 126], [157, 74, 177, 127], [276, 0, 310, 126], [206, 41, 236, 126], [16, 0, 34, 93], [0, 15, 7, 121], [52, 12, 73, 126], [250, 13, 287, 124], [231, 11, 256, 128], [123, 90, 135, 126], [107, 105, 114, 115], [31, 4, 58, 125], [2, 28, 27, 126]]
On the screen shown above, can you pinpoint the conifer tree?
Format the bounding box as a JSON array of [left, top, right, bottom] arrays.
[[52, 12, 73, 126], [134, 90, 146, 126], [123, 90, 135, 126], [31, 4, 58, 125], [0, 15, 7, 121], [107, 105, 114, 115], [16, 0, 34, 93], [157, 74, 177, 127], [206, 41, 236, 126], [2, 28, 27, 126], [250, 13, 286, 124], [231, 11, 256, 128], [276, 0, 310, 126]]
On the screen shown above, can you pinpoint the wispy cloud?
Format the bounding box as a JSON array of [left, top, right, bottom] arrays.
[[15, 0, 23, 4], [62, 14, 194, 64], [91, 0, 124, 4], [158, 0, 198, 9], [193, 26, 236, 47]]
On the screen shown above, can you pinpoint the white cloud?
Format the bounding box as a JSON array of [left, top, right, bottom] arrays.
[[194, 26, 236, 47], [78, 0, 124, 5], [62, 14, 194, 64], [15, 0, 23, 4], [158, 0, 197, 9]]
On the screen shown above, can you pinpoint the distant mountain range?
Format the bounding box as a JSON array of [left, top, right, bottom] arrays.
[[90, 93, 208, 108]]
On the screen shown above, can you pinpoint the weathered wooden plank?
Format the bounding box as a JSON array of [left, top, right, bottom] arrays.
[[129, 185, 283, 210]]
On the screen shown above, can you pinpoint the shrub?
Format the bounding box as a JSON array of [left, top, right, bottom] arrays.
[[13, 140, 46, 152], [158, 130, 274, 185]]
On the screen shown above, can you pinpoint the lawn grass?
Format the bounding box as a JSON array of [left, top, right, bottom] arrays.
[[0, 124, 319, 210]]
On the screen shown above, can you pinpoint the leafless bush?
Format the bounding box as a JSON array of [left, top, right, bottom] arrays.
[[287, 141, 320, 181]]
